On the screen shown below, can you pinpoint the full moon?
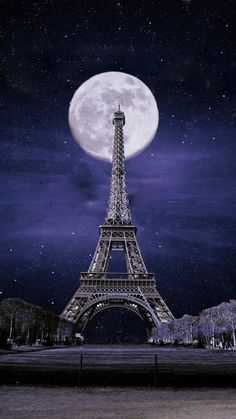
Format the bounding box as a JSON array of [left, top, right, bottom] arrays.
[[68, 71, 159, 161]]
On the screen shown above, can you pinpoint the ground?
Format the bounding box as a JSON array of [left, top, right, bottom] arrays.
[[0, 345, 236, 386], [0, 386, 236, 419], [1, 345, 236, 418]]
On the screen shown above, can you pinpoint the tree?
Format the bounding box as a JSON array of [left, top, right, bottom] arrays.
[[18, 303, 37, 344], [0, 298, 26, 340], [173, 314, 195, 344], [217, 300, 236, 349], [198, 305, 222, 347]]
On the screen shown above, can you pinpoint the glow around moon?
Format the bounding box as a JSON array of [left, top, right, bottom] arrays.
[[68, 71, 159, 161]]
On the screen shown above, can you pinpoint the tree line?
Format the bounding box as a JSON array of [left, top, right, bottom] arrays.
[[0, 298, 60, 348], [153, 299, 236, 349], [1, 297, 235, 349]]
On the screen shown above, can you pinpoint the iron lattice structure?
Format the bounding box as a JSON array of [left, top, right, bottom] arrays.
[[61, 105, 174, 335]]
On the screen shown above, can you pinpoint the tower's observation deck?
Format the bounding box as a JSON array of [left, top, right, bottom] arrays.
[[61, 105, 174, 335]]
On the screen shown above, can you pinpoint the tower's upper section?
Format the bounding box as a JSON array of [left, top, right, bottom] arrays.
[[105, 105, 131, 225], [112, 104, 125, 127]]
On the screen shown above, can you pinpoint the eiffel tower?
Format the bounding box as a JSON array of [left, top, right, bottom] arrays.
[[61, 105, 174, 337]]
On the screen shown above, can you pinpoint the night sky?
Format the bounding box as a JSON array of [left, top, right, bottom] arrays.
[[0, 0, 235, 320]]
